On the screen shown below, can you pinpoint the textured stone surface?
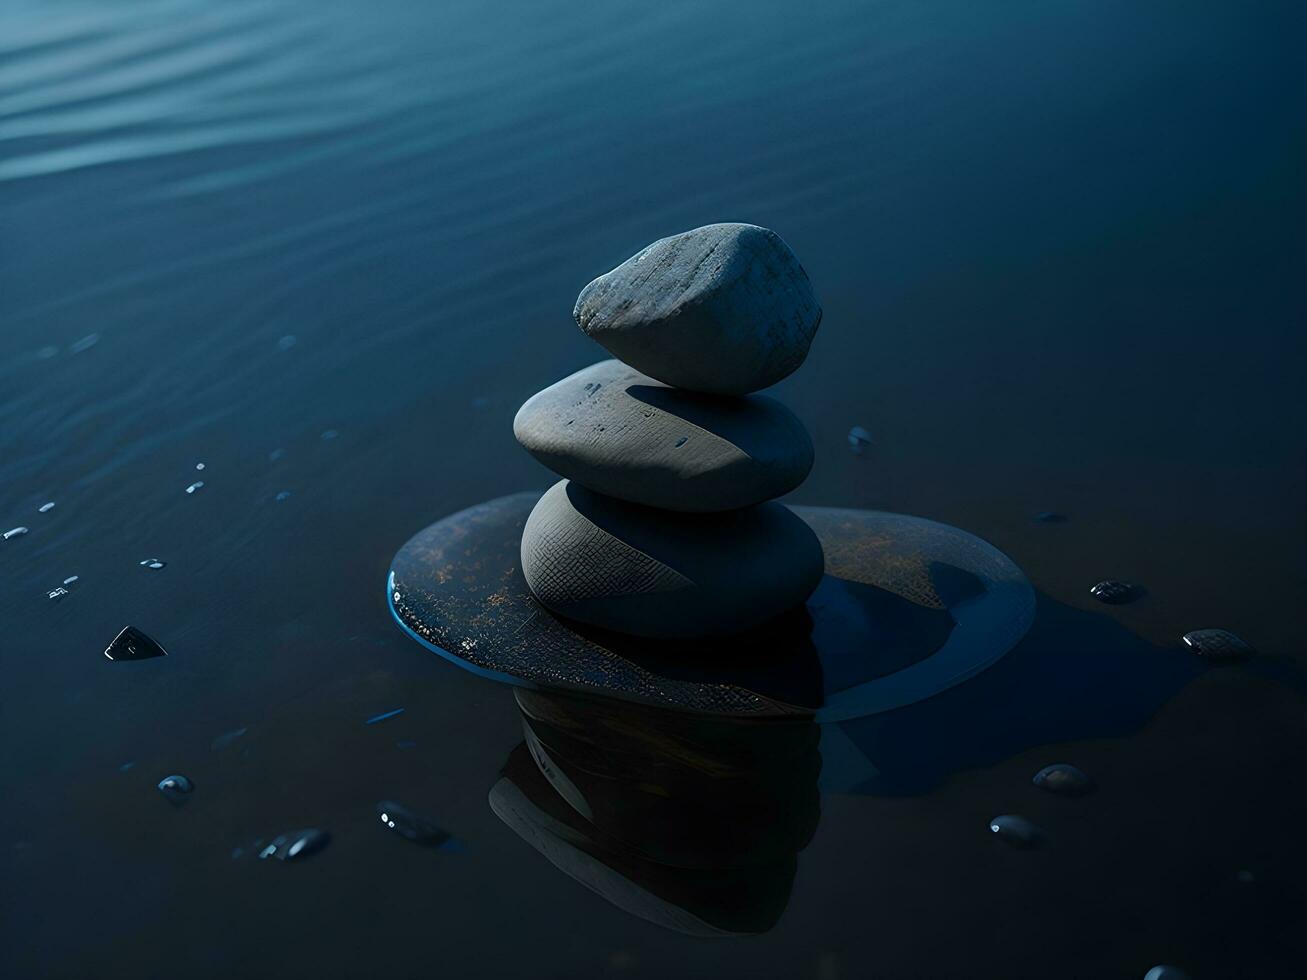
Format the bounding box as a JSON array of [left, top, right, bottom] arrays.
[[513, 360, 813, 512], [574, 223, 822, 394], [520, 480, 824, 637]]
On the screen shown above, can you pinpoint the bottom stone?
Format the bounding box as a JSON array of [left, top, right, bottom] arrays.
[[521, 480, 824, 638], [387, 490, 1036, 718]]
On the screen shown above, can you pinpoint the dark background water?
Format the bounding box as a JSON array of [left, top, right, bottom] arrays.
[[3, 1, 1306, 976]]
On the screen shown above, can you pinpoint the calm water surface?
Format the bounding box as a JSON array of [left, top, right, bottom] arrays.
[[3, 1, 1306, 977]]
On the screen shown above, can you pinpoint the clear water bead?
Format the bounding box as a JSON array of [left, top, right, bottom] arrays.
[[157, 774, 194, 803], [847, 426, 873, 454], [376, 800, 451, 846], [259, 829, 330, 862], [989, 814, 1041, 848]]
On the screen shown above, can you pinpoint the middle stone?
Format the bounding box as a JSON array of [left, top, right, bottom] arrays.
[[513, 359, 813, 513]]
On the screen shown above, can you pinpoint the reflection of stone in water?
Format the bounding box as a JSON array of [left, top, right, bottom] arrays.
[[490, 689, 819, 937]]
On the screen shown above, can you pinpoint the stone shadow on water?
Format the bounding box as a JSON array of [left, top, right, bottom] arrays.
[[489, 689, 821, 937], [821, 590, 1207, 797]]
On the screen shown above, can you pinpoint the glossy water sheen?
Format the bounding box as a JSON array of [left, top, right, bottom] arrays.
[[2, 1, 1305, 977]]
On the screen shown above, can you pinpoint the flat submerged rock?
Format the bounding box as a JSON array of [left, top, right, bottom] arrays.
[[514, 360, 813, 512], [574, 223, 822, 395], [387, 491, 1035, 719], [521, 480, 824, 637]]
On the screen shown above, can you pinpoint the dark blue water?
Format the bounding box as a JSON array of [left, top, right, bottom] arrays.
[[3, 1, 1306, 976]]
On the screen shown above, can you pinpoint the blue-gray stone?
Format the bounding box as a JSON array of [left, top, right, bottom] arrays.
[[1182, 628, 1253, 660], [513, 360, 812, 512], [520, 480, 824, 638], [1090, 580, 1137, 604], [574, 224, 822, 395], [104, 625, 167, 661], [1032, 763, 1094, 796]]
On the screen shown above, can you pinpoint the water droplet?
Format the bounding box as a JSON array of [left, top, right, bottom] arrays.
[[195, 462, 206, 471], [1143, 967, 1191, 980], [38, 501, 55, 513], [157, 774, 194, 804], [139, 558, 166, 570], [48, 575, 79, 600], [376, 801, 451, 847], [365, 707, 405, 725], [275, 491, 291, 502], [104, 625, 168, 661], [320, 429, 338, 441], [1034, 511, 1069, 524], [988, 814, 1041, 848], [211, 727, 248, 751], [1090, 580, 1137, 604], [36, 345, 59, 359], [258, 829, 330, 862], [269, 448, 286, 462], [185, 481, 204, 494], [1182, 628, 1253, 660], [119, 762, 136, 772], [4, 526, 30, 540], [847, 425, 873, 454], [69, 333, 100, 354], [277, 335, 298, 351], [674, 436, 688, 448], [1033, 763, 1094, 796]]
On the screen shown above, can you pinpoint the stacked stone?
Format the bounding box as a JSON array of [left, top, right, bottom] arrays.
[[514, 223, 825, 639]]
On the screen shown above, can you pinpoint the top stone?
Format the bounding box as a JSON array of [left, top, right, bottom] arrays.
[[573, 223, 822, 395]]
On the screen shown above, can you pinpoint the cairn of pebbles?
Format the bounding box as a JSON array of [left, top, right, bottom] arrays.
[[514, 223, 825, 638]]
